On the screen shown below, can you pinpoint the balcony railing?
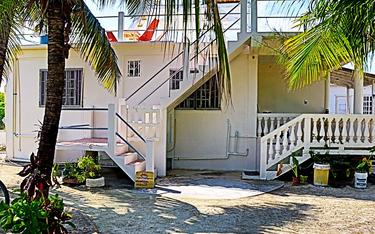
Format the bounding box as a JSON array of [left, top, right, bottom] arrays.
[[17, 0, 307, 45]]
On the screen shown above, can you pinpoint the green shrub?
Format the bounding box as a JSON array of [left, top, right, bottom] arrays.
[[77, 156, 102, 180], [0, 193, 73, 234]]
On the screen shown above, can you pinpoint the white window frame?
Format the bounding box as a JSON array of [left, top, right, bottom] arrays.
[[39, 69, 83, 107], [127, 60, 141, 77], [363, 96, 373, 114]]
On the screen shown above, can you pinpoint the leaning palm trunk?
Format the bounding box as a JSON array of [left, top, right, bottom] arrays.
[[35, 3, 66, 197]]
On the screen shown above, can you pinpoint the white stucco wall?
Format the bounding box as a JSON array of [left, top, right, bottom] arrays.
[[171, 52, 259, 171], [258, 56, 326, 113], [5, 43, 182, 164]]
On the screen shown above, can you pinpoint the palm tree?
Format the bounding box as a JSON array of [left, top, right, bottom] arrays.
[[1, 0, 231, 198], [14, 0, 121, 198], [279, 0, 375, 90]]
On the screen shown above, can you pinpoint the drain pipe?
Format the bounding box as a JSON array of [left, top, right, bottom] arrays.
[[174, 119, 250, 160]]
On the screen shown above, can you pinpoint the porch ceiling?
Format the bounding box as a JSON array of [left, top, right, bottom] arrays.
[[330, 67, 375, 88]]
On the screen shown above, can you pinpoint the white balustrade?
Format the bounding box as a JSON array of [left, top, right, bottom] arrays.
[[259, 114, 375, 180], [125, 107, 161, 140], [257, 113, 300, 137]]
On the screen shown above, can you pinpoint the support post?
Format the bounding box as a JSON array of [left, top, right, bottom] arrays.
[[182, 41, 190, 82], [324, 73, 330, 113], [303, 116, 311, 155], [353, 68, 364, 114], [118, 11, 124, 41], [250, 0, 257, 33], [107, 104, 116, 156], [240, 0, 248, 33], [346, 85, 351, 114], [259, 139, 267, 180], [146, 140, 156, 173]]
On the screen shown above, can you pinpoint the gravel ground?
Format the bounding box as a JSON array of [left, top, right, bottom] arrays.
[[1, 162, 375, 234]]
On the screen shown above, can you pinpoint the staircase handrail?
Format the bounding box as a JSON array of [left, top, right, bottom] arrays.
[[125, 2, 240, 103], [137, 17, 240, 106], [116, 132, 146, 160], [116, 112, 146, 143], [260, 114, 305, 143]]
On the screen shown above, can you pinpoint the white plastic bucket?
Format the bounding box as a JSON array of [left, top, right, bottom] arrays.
[[354, 172, 368, 189]]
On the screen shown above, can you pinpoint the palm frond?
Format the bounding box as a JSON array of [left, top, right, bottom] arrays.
[[0, 0, 23, 82], [278, 0, 374, 89], [70, 1, 121, 92], [279, 21, 352, 89]]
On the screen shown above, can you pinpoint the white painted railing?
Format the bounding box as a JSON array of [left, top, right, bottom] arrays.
[[259, 114, 375, 180], [125, 106, 161, 140], [257, 113, 300, 137]]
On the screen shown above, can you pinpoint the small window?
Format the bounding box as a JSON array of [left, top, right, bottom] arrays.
[[127, 60, 141, 77], [169, 69, 183, 90], [177, 73, 221, 110], [40, 69, 83, 107], [363, 96, 373, 114]]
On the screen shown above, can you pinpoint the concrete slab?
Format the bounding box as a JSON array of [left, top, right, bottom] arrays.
[[133, 171, 284, 199]]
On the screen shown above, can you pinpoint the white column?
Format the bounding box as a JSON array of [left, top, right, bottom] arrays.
[[353, 68, 364, 114], [240, 0, 248, 34], [251, 0, 257, 33], [346, 85, 351, 114], [324, 73, 330, 113], [118, 11, 124, 41]]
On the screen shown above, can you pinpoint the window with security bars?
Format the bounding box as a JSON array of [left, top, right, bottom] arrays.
[[169, 69, 183, 90], [177, 74, 220, 110], [127, 60, 141, 77], [40, 69, 83, 107], [363, 96, 373, 114]]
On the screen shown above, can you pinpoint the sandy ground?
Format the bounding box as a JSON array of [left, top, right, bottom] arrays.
[[1, 162, 375, 234]]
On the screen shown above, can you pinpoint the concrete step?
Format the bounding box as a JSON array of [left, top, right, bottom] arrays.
[[127, 159, 146, 173]]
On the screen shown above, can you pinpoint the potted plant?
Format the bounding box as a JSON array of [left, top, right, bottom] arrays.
[[299, 175, 308, 184], [291, 154, 300, 185], [77, 156, 104, 188], [62, 163, 84, 186], [355, 157, 371, 189], [310, 150, 331, 186]]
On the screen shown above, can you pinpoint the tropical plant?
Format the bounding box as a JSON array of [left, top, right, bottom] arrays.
[[62, 163, 85, 184], [279, 0, 375, 90], [77, 156, 102, 181], [309, 150, 330, 165], [0, 192, 73, 234], [356, 157, 372, 173], [291, 154, 299, 178]]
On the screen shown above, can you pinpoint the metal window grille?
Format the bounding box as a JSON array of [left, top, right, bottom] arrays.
[[363, 96, 373, 114], [40, 69, 83, 107], [177, 73, 220, 110], [127, 60, 141, 77], [169, 69, 183, 90]]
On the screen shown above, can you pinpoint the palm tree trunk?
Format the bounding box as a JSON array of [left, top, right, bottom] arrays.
[[36, 2, 66, 196]]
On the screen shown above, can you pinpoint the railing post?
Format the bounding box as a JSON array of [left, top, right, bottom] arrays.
[[250, 0, 257, 33], [303, 115, 311, 155], [240, 0, 249, 33], [118, 11, 124, 41], [108, 104, 116, 156], [182, 41, 190, 82], [146, 140, 155, 173], [259, 138, 267, 180]]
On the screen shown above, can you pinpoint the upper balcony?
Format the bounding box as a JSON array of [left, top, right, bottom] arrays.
[[18, 0, 308, 45]]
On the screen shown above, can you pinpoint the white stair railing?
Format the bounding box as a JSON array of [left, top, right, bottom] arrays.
[[257, 113, 300, 137], [259, 114, 307, 179]]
